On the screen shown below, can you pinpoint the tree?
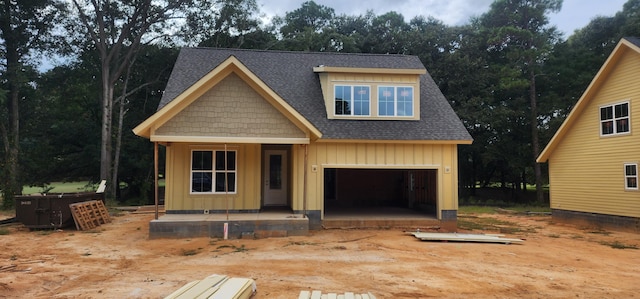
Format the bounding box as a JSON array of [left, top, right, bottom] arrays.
[[478, 0, 562, 202], [0, 0, 61, 208]]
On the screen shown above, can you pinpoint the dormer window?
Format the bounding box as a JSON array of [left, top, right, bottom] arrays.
[[315, 65, 424, 120], [378, 86, 414, 117], [335, 85, 370, 116]]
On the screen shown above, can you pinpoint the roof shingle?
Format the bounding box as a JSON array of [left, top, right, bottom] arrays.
[[159, 48, 472, 142]]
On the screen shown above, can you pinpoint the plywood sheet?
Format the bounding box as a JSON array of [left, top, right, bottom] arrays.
[[412, 232, 524, 244]]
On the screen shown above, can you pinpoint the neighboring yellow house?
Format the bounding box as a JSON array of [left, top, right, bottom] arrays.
[[134, 48, 472, 238], [537, 37, 640, 232]]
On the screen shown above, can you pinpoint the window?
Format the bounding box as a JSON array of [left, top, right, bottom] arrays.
[[600, 102, 630, 136], [335, 85, 370, 116], [625, 163, 638, 190], [378, 86, 414, 117], [191, 150, 236, 193]]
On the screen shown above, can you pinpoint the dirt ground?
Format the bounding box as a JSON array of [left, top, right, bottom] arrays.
[[1, 210, 639, 299]]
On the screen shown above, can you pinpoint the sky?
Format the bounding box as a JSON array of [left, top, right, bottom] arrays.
[[257, 0, 628, 38]]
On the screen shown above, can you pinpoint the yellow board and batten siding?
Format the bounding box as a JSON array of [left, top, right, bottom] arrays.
[[291, 142, 459, 219], [545, 45, 640, 218]]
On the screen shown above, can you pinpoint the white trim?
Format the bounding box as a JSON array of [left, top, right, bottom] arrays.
[[190, 149, 238, 195], [151, 135, 310, 144], [599, 100, 631, 137], [333, 84, 371, 117], [377, 86, 414, 117], [624, 163, 638, 191]]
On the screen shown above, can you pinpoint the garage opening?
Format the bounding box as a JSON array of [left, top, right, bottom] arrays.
[[324, 168, 437, 218]]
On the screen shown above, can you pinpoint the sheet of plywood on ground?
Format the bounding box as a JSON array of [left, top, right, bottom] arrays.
[[299, 291, 376, 299], [412, 232, 524, 244], [164, 275, 256, 299]]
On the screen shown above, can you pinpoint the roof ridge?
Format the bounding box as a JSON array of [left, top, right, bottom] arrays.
[[186, 47, 413, 58]]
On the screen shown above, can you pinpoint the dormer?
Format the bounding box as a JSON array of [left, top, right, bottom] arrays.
[[314, 66, 426, 120]]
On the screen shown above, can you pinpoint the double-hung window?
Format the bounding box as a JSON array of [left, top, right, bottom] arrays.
[[191, 150, 236, 194], [334, 85, 370, 116], [378, 86, 413, 117], [600, 102, 630, 136], [625, 163, 638, 190]]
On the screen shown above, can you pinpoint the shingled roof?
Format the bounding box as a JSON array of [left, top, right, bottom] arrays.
[[158, 48, 472, 142]]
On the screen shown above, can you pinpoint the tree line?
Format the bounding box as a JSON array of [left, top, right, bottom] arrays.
[[1, 0, 639, 208]]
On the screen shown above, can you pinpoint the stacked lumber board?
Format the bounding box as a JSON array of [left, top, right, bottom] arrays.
[[165, 274, 256, 299], [412, 232, 524, 244], [298, 291, 376, 299], [69, 200, 111, 231]]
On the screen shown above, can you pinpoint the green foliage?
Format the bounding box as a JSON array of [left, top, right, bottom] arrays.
[[2, 0, 638, 204], [600, 241, 638, 250]]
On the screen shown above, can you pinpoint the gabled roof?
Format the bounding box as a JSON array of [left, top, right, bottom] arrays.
[[138, 48, 472, 143], [537, 37, 640, 162]]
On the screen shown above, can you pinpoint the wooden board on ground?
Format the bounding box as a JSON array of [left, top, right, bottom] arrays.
[[69, 200, 111, 231], [165, 274, 256, 299], [298, 291, 376, 299], [412, 232, 524, 244]]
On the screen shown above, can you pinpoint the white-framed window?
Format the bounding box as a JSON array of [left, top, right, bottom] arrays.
[[378, 86, 414, 117], [191, 150, 236, 194], [624, 163, 638, 190], [334, 85, 370, 116], [600, 102, 630, 136]]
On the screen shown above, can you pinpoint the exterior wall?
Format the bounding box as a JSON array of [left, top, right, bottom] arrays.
[[164, 143, 262, 211], [317, 72, 420, 120], [291, 142, 459, 220], [547, 50, 640, 218], [156, 73, 306, 139]]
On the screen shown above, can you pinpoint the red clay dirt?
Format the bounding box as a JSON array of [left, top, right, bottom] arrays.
[[1, 210, 639, 298]]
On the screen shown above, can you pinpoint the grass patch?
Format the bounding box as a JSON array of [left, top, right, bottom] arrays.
[[0, 228, 10, 235], [600, 241, 638, 250], [457, 216, 533, 233], [547, 233, 560, 238], [284, 241, 318, 247], [180, 248, 199, 256], [216, 244, 249, 253]]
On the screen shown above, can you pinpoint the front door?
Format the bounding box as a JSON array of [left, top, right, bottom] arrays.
[[263, 150, 288, 206]]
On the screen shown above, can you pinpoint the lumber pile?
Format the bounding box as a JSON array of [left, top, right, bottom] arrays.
[[165, 274, 256, 299], [69, 200, 111, 231], [412, 232, 524, 244], [298, 291, 376, 299]]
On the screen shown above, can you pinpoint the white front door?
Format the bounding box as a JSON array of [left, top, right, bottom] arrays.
[[263, 150, 288, 206]]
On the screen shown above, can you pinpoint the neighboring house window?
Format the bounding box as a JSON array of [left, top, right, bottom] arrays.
[[335, 85, 370, 116], [378, 86, 414, 117], [191, 150, 236, 193], [600, 102, 630, 136], [625, 163, 638, 190]]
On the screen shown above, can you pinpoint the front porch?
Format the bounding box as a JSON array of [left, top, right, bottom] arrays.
[[149, 210, 308, 239], [149, 207, 449, 239]]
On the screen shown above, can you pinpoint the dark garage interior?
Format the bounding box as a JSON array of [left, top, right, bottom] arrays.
[[324, 168, 437, 217]]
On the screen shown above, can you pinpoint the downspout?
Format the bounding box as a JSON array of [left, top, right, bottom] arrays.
[[154, 142, 159, 220], [303, 144, 308, 217]]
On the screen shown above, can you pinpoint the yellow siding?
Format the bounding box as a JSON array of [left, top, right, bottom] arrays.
[[164, 143, 261, 211], [548, 50, 640, 218], [291, 142, 459, 219]]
